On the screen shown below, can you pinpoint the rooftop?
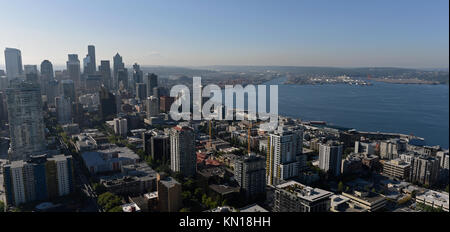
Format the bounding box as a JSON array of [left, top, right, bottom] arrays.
[[276, 181, 333, 202]]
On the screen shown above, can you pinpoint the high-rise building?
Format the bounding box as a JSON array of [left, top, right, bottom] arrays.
[[318, 141, 343, 177], [146, 73, 158, 97], [409, 155, 440, 186], [99, 86, 117, 119], [132, 63, 143, 94], [146, 96, 160, 118], [85, 45, 96, 75], [143, 130, 170, 163], [160, 96, 175, 113], [55, 96, 72, 124], [6, 80, 46, 161], [4, 48, 23, 81], [136, 83, 147, 101], [59, 80, 76, 103], [113, 117, 128, 136], [157, 173, 182, 212], [170, 124, 196, 177], [234, 154, 266, 199], [40, 60, 54, 97], [24, 65, 38, 75], [99, 60, 112, 90], [46, 80, 59, 107], [2, 154, 74, 206], [266, 126, 303, 185], [117, 68, 128, 91], [66, 54, 81, 89], [113, 53, 125, 89]]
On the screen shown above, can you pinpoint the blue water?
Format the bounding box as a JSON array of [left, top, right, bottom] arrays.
[[261, 78, 449, 148]]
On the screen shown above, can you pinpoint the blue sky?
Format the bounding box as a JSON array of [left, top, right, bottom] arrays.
[[0, 0, 448, 68]]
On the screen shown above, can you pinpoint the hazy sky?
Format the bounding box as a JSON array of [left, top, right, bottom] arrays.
[[0, 0, 448, 68]]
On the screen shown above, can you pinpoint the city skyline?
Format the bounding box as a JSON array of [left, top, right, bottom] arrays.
[[0, 0, 448, 68]]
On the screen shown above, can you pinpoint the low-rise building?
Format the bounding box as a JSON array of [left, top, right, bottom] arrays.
[[415, 190, 449, 212], [274, 180, 332, 212], [383, 158, 411, 180], [341, 190, 387, 212]]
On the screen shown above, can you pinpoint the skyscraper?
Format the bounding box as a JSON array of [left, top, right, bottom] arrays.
[[55, 96, 72, 124], [136, 83, 147, 101], [117, 68, 128, 91], [146, 73, 158, 97], [146, 96, 160, 118], [59, 80, 76, 103], [99, 86, 117, 119], [266, 126, 303, 185], [113, 53, 125, 89], [24, 65, 38, 75], [6, 80, 46, 161], [87, 45, 96, 74], [66, 54, 81, 89], [40, 60, 54, 97], [132, 63, 143, 94], [234, 154, 266, 199], [318, 141, 343, 177], [99, 60, 111, 90], [4, 48, 23, 81], [170, 124, 196, 177]]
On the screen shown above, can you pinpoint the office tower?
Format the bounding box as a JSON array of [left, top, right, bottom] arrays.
[[132, 63, 143, 94], [274, 181, 332, 212], [379, 139, 407, 160], [160, 96, 175, 113], [157, 173, 182, 212], [409, 155, 440, 186], [24, 65, 38, 75], [266, 126, 303, 185], [136, 83, 147, 101], [46, 80, 59, 106], [86, 45, 96, 74], [152, 87, 160, 98], [113, 53, 125, 89], [117, 68, 128, 91], [146, 96, 160, 118], [59, 80, 76, 103], [146, 73, 158, 97], [5, 81, 46, 161], [99, 86, 117, 119], [40, 60, 54, 96], [99, 60, 112, 89], [66, 54, 81, 89], [234, 154, 266, 199], [152, 133, 170, 163], [0, 69, 5, 76], [84, 74, 103, 93], [2, 154, 74, 206], [4, 48, 23, 81], [383, 158, 411, 180], [113, 117, 128, 136], [0, 92, 7, 123], [55, 96, 72, 124], [170, 124, 196, 177], [318, 141, 343, 177]]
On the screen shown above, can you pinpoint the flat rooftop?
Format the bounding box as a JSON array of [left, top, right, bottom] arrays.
[[276, 180, 332, 202]]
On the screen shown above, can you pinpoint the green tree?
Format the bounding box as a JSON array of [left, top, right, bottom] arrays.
[[337, 181, 344, 193], [0, 200, 5, 212], [445, 185, 449, 193], [108, 206, 123, 212], [180, 208, 190, 212]]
